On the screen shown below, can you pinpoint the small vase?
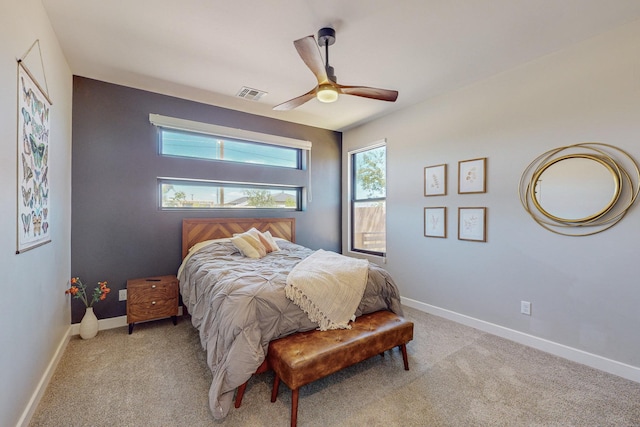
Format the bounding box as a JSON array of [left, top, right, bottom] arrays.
[[79, 306, 99, 339]]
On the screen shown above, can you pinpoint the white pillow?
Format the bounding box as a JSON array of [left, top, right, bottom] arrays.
[[188, 238, 230, 254]]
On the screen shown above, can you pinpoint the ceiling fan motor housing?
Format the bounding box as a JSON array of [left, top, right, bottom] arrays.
[[317, 27, 336, 46]]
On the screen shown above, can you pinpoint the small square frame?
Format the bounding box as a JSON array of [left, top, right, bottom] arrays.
[[424, 164, 447, 196], [424, 207, 447, 238], [458, 207, 487, 242], [458, 157, 487, 194]]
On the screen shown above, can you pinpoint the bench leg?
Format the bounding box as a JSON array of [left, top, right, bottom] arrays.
[[400, 344, 409, 370], [271, 375, 280, 402], [291, 388, 299, 427], [235, 381, 248, 408]]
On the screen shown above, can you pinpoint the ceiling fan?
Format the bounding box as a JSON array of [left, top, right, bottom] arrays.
[[273, 27, 399, 111]]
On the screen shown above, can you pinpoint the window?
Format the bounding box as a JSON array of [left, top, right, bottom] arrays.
[[160, 179, 301, 210], [350, 143, 386, 255], [160, 129, 301, 169], [149, 114, 311, 211], [150, 114, 310, 169]]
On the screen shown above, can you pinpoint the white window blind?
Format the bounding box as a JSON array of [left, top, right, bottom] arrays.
[[149, 113, 311, 151]]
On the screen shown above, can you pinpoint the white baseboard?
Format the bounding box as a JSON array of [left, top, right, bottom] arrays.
[[17, 326, 71, 427], [70, 307, 184, 336], [402, 297, 640, 384], [69, 314, 127, 336]]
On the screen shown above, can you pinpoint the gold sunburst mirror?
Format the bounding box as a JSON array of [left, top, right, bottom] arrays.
[[519, 143, 639, 236]]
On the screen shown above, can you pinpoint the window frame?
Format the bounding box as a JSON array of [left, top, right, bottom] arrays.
[[158, 178, 303, 211], [349, 141, 387, 257], [158, 127, 303, 170]]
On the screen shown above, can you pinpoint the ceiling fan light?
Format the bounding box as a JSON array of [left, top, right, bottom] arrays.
[[317, 84, 339, 103]]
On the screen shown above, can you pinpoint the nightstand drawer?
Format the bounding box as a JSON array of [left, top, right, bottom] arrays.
[[127, 281, 177, 304], [127, 297, 178, 323]]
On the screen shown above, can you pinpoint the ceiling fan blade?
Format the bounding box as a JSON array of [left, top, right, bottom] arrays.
[[338, 85, 399, 102], [293, 35, 329, 85], [273, 88, 318, 111]]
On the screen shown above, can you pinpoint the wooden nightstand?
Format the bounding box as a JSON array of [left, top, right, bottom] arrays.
[[126, 275, 179, 334]]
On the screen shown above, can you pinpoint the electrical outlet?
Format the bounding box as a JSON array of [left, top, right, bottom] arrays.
[[119, 289, 127, 301], [520, 300, 531, 316]]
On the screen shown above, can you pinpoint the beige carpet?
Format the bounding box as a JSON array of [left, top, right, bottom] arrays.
[[30, 306, 640, 426]]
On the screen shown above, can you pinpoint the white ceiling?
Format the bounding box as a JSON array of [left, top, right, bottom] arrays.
[[42, 0, 640, 131]]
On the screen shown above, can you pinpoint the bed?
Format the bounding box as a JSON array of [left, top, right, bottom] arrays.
[[178, 217, 403, 420]]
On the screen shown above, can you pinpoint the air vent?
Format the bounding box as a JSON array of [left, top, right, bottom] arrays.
[[236, 86, 267, 101]]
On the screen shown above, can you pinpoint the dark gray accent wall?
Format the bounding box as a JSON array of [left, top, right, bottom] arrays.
[[72, 77, 341, 323]]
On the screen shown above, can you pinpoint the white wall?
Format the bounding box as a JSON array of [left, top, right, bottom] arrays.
[[0, 1, 72, 425], [343, 19, 640, 378]]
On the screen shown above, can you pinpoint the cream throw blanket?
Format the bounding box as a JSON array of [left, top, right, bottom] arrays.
[[285, 249, 369, 331]]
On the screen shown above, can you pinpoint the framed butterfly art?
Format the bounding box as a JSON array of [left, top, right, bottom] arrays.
[[16, 55, 52, 253]]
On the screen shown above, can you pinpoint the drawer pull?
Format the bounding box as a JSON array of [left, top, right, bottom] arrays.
[[151, 285, 156, 289], [151, 301, 156, 305]]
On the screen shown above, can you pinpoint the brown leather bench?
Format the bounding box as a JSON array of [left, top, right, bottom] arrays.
[[268, 310, 414, 427]]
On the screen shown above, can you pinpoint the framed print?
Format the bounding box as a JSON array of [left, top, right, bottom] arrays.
[[424, 164, 447, 196], [458, 157, 486, 194], [458, 207, 486, 242], [17, 61, 52, 253], [424, 207, 447, 238]]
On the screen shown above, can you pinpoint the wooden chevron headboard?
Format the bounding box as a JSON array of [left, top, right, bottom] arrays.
[[181, 217, 295, 259]]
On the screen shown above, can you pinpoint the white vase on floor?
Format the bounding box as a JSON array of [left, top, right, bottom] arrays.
[[79, 306, 99, 339]]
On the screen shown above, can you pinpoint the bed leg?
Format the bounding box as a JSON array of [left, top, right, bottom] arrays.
[[271, 375, 280, 402], [291, 388, 299, 427], [235, 381, 248, 408]]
